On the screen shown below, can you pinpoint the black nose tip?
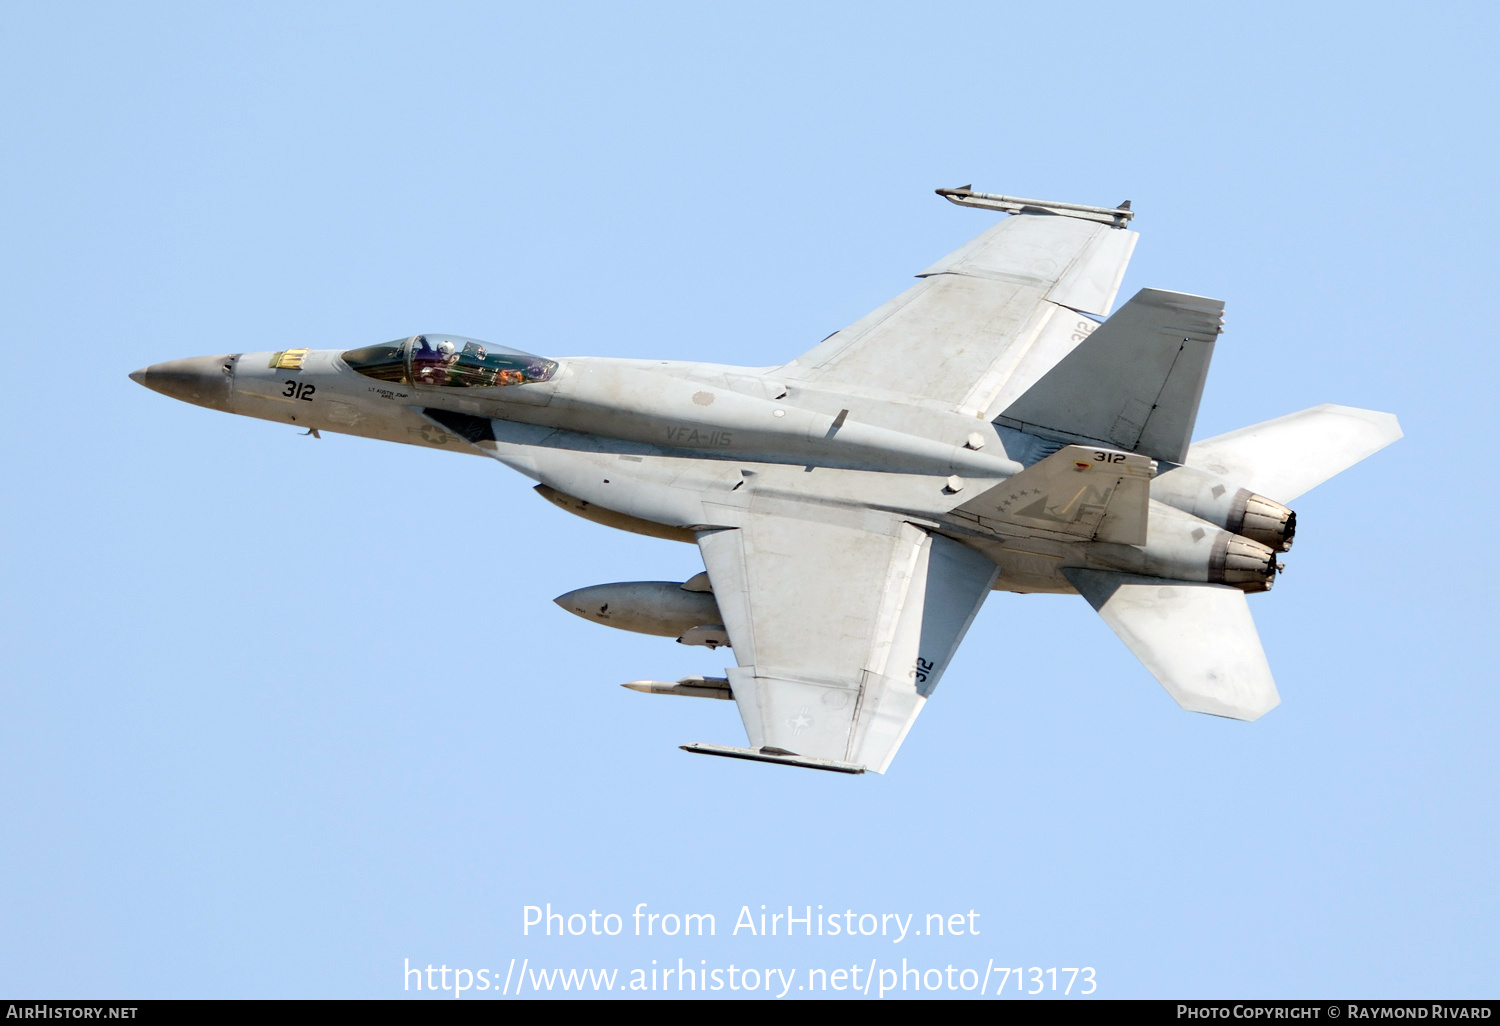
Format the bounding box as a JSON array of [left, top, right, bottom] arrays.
[[130, 355, 235, 410]]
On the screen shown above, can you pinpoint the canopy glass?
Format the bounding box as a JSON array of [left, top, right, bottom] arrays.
[[342, 335, 557, 388]]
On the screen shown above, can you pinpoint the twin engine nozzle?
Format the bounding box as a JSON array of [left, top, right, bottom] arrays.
[[1213, 493, 1294, 592], [1151, 463, 1296, 554], [1147, 464, 1295, 592], [1216, 533, 1282, 592], [1231, 492, 1296, 553]]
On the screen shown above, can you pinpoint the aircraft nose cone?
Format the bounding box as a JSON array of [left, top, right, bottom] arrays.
[[131, 354, 236, 410]]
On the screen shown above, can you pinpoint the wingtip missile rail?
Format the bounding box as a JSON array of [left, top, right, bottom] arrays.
[[680, 743, 866, 775], [936, 186, 1135, 227]]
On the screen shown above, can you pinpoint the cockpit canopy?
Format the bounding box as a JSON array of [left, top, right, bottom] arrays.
[[341, 335, 558, 389]]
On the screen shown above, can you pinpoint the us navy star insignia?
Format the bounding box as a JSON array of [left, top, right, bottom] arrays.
[[789, 708, 813, 735]]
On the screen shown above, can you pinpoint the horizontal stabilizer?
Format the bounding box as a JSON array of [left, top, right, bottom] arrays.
[[1063, 569, 1280, 721], [1186, 404, 1402, 503], [935, 187, 1135, 229], [997, 289, 1223, 464], [953, 444, 1154, 544]]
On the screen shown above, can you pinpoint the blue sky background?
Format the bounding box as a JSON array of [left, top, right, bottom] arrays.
[[1, 1, 1495, 999]]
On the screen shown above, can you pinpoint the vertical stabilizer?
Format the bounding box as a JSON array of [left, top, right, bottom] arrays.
[[995, 289, 1223, 464]]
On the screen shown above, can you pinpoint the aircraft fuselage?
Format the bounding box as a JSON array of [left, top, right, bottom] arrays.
[[133, 344, 1278, 598]]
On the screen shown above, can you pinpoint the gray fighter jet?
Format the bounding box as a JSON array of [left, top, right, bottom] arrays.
[[131, 187, 1400, 774]]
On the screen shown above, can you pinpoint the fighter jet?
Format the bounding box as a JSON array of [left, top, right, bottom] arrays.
[[131, 186, 1401, 774]]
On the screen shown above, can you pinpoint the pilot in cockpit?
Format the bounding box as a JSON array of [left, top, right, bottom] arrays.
[[344, 334, 558, 389], [410, 335, 455, 386]]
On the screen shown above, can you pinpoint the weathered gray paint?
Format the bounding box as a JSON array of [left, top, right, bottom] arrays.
[[130, 188, 1402, 774]]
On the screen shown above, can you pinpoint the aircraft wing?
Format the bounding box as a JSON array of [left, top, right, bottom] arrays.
[[687, 508, 997, 773], [777, 209, 1138, 417]]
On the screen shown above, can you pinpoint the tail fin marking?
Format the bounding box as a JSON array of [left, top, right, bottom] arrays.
[[953, 444, 1154, 545]]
